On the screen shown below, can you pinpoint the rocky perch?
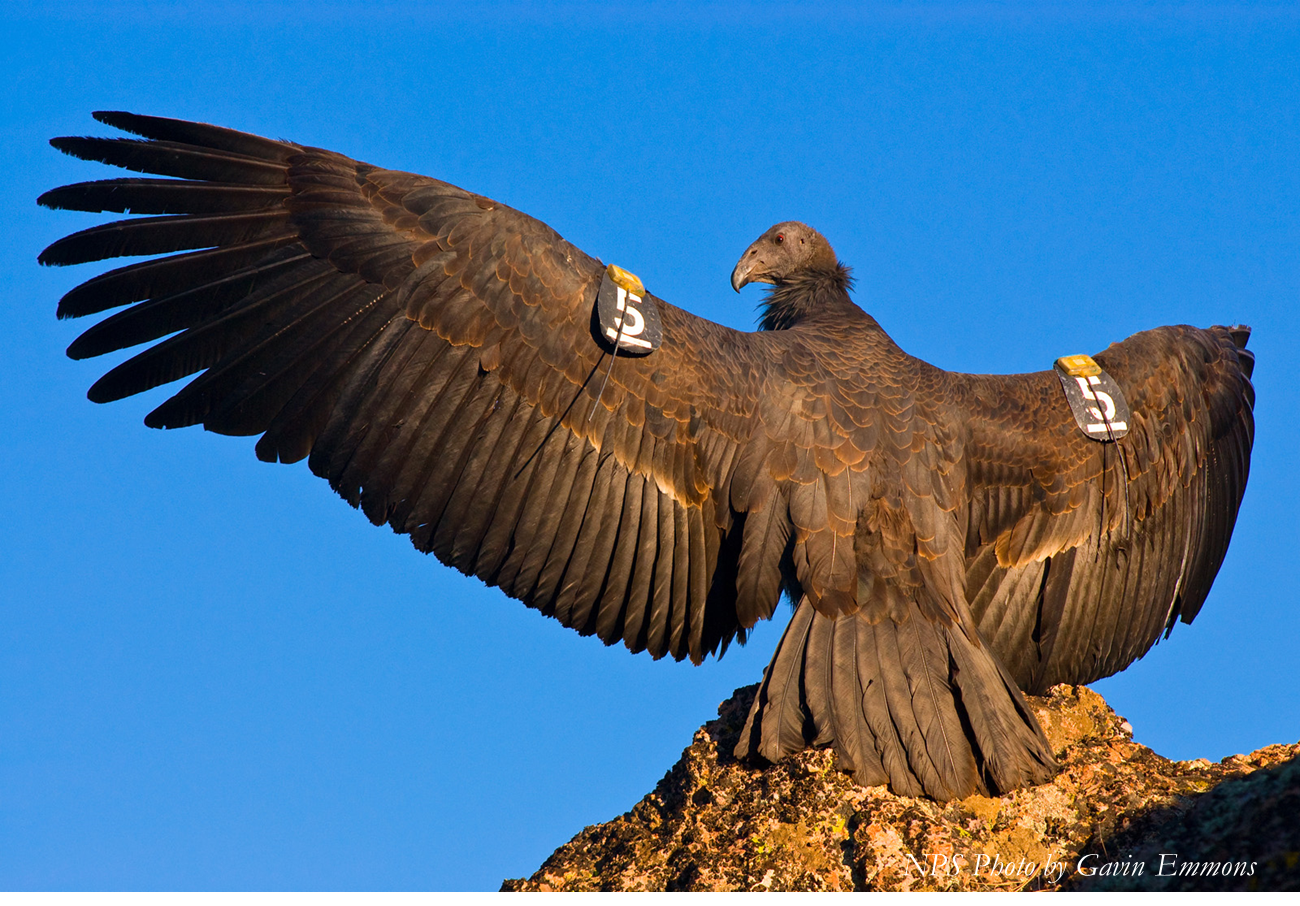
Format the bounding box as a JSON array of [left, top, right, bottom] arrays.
[[503, 684, 1299, 892]]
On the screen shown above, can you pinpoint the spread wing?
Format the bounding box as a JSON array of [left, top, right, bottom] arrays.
[[961, 326, 1255, 692], [40, 112, 1254, 802], [38, 111, 819, 665]]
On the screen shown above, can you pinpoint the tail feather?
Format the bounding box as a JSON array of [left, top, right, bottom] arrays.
[[735, 600, 814, 762], [882, 613, 982, 799], [801, 605, 835, 749], [737, 595, 1058, 800], [835, 609, 892, 787], [948, 636, 1060, 793]]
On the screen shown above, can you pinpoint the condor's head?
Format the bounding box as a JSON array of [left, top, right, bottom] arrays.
[[731, 222, 854, 331], [730, 221, 839, 292]]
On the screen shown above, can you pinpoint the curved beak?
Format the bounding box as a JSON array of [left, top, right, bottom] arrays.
[[730, 260, 753, 293], [730, 246, 768, 293]]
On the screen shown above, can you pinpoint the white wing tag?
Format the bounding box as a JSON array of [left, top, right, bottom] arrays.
[[1054, 354, 1131, 442], [595, 264, 662, 355]]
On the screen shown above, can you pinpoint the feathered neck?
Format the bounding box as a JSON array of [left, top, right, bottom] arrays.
[[758, 263, 856, 331]]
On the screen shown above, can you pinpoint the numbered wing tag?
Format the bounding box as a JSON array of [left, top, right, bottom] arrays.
[[596, 264, 662, 356], [1055, 354, 1131, 442]]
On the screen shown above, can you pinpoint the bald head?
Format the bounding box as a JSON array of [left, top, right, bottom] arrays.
[[730, 222, 838, 292]]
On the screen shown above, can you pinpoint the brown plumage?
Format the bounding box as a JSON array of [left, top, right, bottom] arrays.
[[39, 113, 1255, 800]]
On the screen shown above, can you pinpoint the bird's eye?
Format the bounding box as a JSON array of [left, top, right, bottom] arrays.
[[775, 234, 784, 244]]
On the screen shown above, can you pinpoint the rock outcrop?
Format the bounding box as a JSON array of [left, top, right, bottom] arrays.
[[503, 684, 1299, 892]]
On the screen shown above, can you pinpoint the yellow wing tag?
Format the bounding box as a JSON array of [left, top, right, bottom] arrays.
[[1055, 353, 1103, 377], [1054, 354, 1131, 441], [595, 263, 662, 355], [605, 263, 645, 297]]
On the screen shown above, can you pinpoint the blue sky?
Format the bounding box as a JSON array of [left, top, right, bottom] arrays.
[[3, 1, 1298, 892]]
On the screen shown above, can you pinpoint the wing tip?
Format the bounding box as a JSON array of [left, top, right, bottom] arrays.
[[47, 135, 94, 161], [36, 236, 77, 268], [36, 186, 64, 212], [91, 110, 137, 131], [1222, 325, 1255, 381]]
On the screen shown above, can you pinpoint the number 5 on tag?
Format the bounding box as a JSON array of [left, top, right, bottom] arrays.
[[1054, 354, 1131, 441], [596, 264, 662, 355]]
